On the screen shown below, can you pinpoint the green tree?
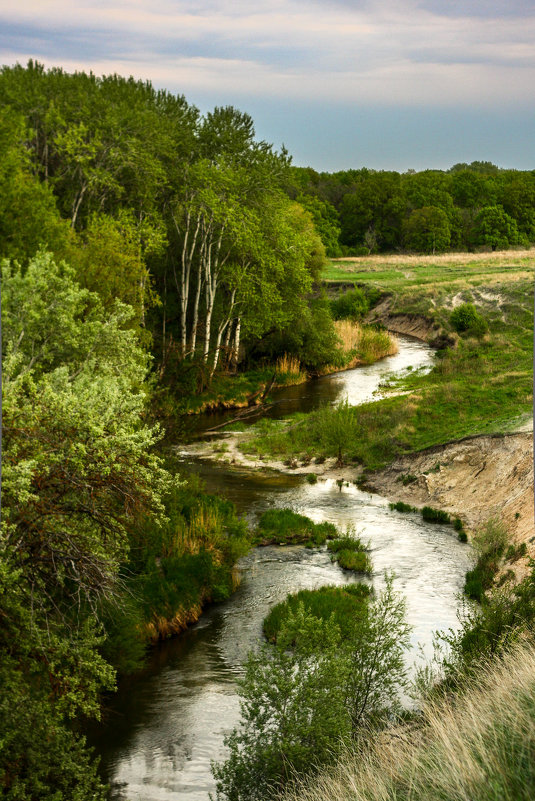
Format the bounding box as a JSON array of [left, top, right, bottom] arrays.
[[212, 578, 410, 800], [296, 193, 342, 256], [1, 252, 173, 797], [471, 205, 521, 250], [403, 206, 451, 253]]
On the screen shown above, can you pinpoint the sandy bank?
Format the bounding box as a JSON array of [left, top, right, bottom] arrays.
[[184, 427, 534, 574]]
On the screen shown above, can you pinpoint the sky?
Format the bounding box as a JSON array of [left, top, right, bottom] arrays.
[[1, 0, 534, 172]]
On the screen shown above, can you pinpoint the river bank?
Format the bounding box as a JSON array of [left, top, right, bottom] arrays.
[[184, 426, 533, 553]]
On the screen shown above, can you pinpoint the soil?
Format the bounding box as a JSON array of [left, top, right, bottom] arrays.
[[188, 427, 534, 578]]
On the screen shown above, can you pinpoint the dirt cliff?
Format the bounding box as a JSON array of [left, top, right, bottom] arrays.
[[370, 431, 534, 573]]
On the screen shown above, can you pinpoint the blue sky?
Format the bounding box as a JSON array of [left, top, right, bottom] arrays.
[[1, 0, 534, 171]]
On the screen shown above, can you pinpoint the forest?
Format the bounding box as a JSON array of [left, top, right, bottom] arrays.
[[1, 60, 534, 800]]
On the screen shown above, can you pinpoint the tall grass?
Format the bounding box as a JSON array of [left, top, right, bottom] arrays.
[[331, 321, 398, 368], [284, 640, 535, 801], [255, 508, 338, 546], [275, 353, 308, 385]]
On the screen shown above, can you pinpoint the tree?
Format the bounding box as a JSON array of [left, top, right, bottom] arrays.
[[1, 252, 173, 797], [296, 193, 342, 256], [403, 206, 451, 253], [471, 205, 521, 250], [212, 577, 410, 800]]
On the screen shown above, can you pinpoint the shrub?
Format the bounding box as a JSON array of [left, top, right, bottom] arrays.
[[458, 531, 468, 543], [330, 287, 369, 321], [463, 519, 509, 602], [306, 472, 318, 484], [450, 303, 488, 338], [213, 578, 410, 800], [422, 506, 451, 524]]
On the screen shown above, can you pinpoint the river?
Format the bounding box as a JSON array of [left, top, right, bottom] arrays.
[[94, 335, 472, 801]]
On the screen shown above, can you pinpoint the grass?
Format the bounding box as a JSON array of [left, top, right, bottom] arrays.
[[254, 508, 338, 547], [263, 583, 371, 643], [275, 353, 308, 385], [331, 320, 398, 367], [283, 640, 535, 801], [327, 536, 372, 574], [464, 518, 510, 602], [322, 248, 535, 286], [241, 260, 534, 468]]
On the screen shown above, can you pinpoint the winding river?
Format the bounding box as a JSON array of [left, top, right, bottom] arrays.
[[94, 336, 472, 801]]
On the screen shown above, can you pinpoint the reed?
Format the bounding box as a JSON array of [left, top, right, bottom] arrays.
[[334, 320, 398, 367], [274, 353, 308, 385]]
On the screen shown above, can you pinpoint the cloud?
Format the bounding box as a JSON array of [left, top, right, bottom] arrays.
[[1, 0, 535, 108]]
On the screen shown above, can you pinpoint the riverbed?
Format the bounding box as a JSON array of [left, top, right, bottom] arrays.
[[94, 336, 472, 801]]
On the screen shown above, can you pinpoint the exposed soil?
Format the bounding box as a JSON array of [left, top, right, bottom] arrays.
[[369, 432, 534, 573], [189, 428, 534, 577]]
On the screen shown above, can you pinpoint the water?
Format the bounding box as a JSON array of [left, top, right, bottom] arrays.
[[187, 334, 435, 437], [94, 336, 471, 800]]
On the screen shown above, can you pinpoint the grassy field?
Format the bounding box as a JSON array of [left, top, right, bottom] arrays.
[[323, 249, 535, 285], [241, 250, 534, 468]]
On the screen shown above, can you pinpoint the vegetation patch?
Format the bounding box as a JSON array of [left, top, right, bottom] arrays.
[[263, 583, 371, 642], [421, 506, 451, 524], [254, 508, 338, 546], [464, 518, 509, 602], [389, 501, 417, 513], [327, 536, 372, 574]]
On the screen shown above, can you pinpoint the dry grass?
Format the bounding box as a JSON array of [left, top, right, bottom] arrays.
[[285, 640, 535, 801], [275, 353, 303, 375], [274, 353, 308, 385], [334, 320, 398, 366], [333, 248, 535, 270]]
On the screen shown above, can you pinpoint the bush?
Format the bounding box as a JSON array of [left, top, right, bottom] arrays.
[[306, 472, 318, 484], [463, 519, 509, 602], [213, 578, 411, 800], [330, 287, 369, 321], [450, 303, 488, 338], [421, 506, 451, 524], [458, 531, 468, 543]]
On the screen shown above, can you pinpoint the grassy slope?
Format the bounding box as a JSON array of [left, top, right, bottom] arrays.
[[285, 640, 535, 801], [242, 250, 534, 468]]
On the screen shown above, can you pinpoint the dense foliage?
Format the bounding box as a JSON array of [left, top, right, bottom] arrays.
[[291, 163, 535, 254], [1, 253, 173, 797], [213, 578, 410, 801], [0, 61, 331, 395]]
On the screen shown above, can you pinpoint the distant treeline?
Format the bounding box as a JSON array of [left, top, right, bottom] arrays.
[[290, 162, 535, 255]]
